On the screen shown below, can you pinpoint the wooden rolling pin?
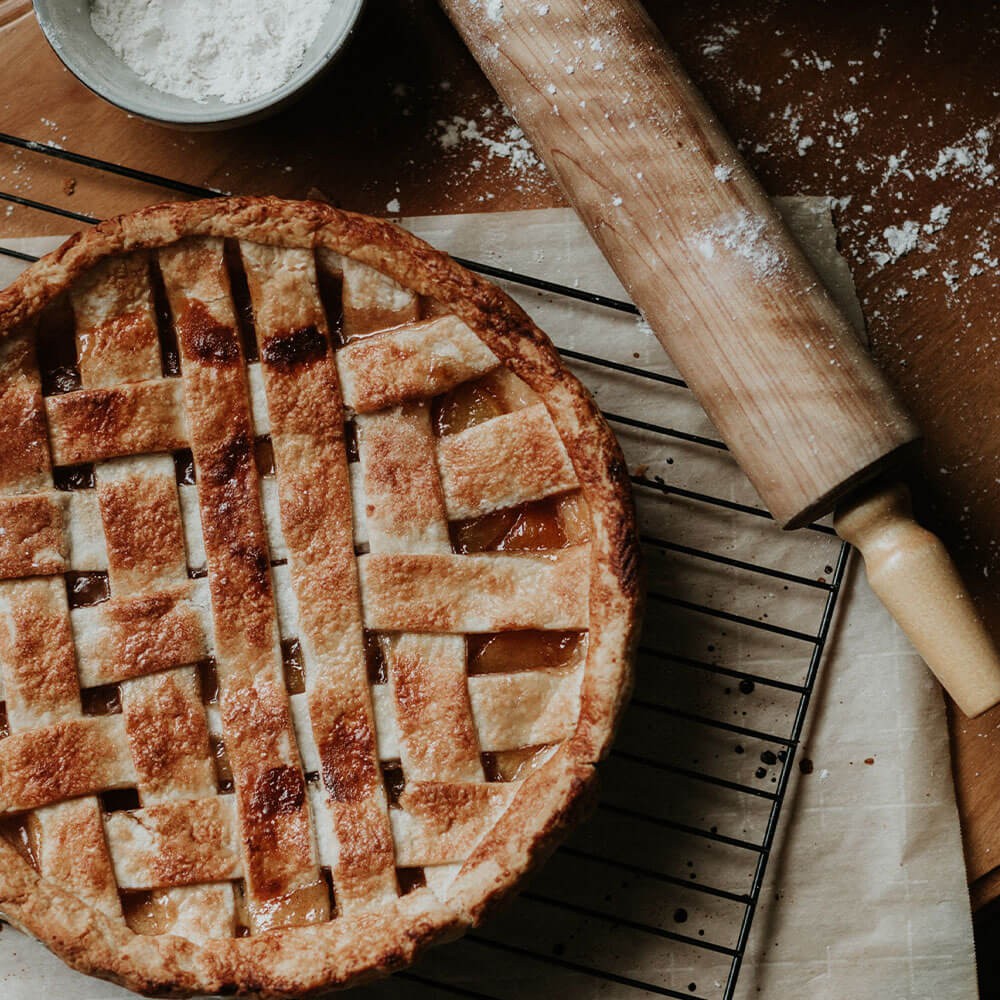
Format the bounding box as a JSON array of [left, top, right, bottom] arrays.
[[440, 0, 1000, 716], [0, 1, 30, 28]]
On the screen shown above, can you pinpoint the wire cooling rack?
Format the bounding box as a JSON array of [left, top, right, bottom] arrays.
[[0, 133, 850, 1000]]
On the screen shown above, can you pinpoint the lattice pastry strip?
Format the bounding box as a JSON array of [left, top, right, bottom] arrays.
[[96, 455, 233, 940], [368, 671, 582, 760], [45, 377, 188, 466], [437, 403, 579, 519], [354, 340, 484, 790], [337, 313, 499, 414], [0, 328, 54, 495], [0, 491, 65, 579], [0, 326, 123, 920], [69, 251, 162, 388], [359, 547, 590, 632], [65, 255, 236, 940], [239, 240, 397, 913], [160, 237, 326, 933]]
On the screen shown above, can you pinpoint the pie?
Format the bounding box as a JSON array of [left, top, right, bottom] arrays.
[[0, 197, 639, 996]]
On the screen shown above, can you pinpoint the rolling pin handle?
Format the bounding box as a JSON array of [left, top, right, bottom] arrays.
[[834, 482, 1000, 717]]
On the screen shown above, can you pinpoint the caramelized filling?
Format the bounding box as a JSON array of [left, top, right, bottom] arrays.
[[450, 508, 517, 554], [188, 565, 208, 580], [0, 813, 40, 871], [381, 761, 405, 806], [198, 658, 220, 705], [365, 631, 388, 685], [467, 631, 585, 675], [457, 501, 564, 553], [225, 239, 257, 363], [0, 702, 8, 739], [173, 448, 196, 486], [281, 638, 306, 695], [81, 683, 122, 716], [321, 866, 338, 918], [100, 788, 141, 813], [432, 376, 505, 436], [316, 265, 345, 347], [555, 493, 591, 545], [254, 436, 275, 477], [37, 294, 80, 396], [233, 880, 251, 936], [65, 571, 110, 608], [44, 365, 81, 396], [150, 256, 181, 377], [53, 463, 95, 491], [344, 421, 359, 462], [396, 867, 426, 895], [121, 889, 177, 936], [211, 734, 234, 793], [253, 879, 330, 933], [451, 495, 588, 554], [482, 745, 553, 782]]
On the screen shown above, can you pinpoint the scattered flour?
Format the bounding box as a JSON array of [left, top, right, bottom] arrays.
[[924, 203, 951, 233], [871, 220, 921, 267], [385, 197, 401, 214], [671, 10, 998, 316], [693, 210, 786, 279], [435, 111, 543, 180], [925, 127, 995, 184], [90, 0, 335, 104], [713, 164, 734, 182], [482, 0, 504, 23]]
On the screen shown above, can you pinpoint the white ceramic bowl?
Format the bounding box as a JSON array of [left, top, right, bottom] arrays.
[[32, 0, 366, 130]]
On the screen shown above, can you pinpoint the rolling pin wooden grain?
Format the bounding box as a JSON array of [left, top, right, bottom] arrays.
[[0, 0, 30, 28], [440, 0, 1000, 716]]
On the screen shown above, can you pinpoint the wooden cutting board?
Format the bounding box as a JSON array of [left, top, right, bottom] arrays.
[[3, 0, 1000, 911]]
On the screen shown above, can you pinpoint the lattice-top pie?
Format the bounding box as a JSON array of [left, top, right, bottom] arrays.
[[0, 198, 638, 996]]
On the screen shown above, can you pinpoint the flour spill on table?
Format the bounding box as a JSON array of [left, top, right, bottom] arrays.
[[432, 107, 549, 199], [684, 10, 999, 313]]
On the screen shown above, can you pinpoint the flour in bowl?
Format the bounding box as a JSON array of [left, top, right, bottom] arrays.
[[90, 0, 335, 104]]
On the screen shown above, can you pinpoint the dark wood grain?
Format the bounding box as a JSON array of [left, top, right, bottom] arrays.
[[1, 0, 999, 949]]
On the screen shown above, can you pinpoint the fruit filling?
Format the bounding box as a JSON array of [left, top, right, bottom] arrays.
[[211, 734, 234, 793], [81, 684, 122, 716], [281, 638, 306, 694], [66, 571, 110, 608], [121, 889, 178, 936], [451, 493, 590, 554], [0, 814, 40, 871], [481, 745, 554, 782], [467, 631, 585, 675]]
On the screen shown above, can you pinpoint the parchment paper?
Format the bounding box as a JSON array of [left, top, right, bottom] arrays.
[[0, 204, 976, 999]]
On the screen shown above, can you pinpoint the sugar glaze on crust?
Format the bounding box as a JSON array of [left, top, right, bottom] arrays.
[[0, 198, 640, 997]]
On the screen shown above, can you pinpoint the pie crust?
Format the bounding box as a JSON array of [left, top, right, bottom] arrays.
[[0, 197, 639, 997]]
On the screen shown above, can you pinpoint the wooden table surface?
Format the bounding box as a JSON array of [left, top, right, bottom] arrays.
[[2, 0, 999, 985]]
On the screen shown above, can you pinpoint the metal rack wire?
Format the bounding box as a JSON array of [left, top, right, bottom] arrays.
[[0, 134, 850, 1000]]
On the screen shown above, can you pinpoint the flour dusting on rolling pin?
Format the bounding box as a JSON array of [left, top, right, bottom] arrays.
[[90, 0, 335, 103]]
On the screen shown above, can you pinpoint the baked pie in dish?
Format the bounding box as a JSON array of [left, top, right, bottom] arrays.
[[0, 197, 639, 996]]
